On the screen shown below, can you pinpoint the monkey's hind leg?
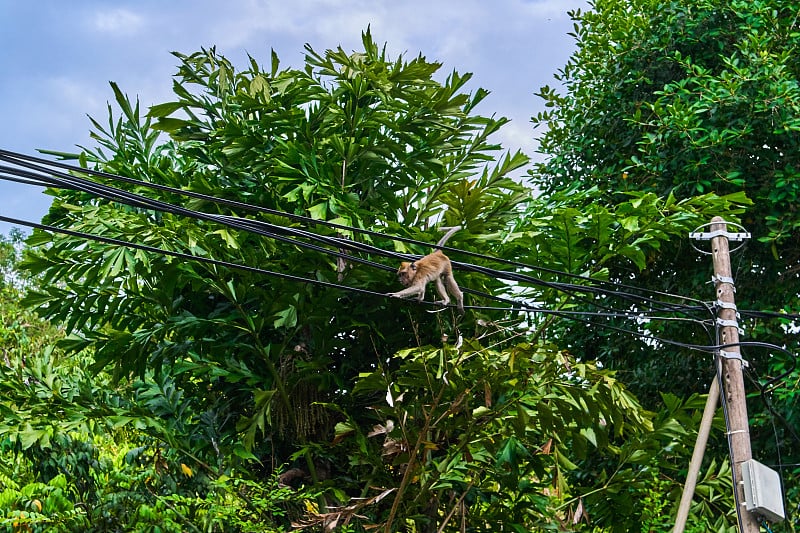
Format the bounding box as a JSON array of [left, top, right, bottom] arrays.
[[424, 277, 453, 313], [432, 277, 451, 306]]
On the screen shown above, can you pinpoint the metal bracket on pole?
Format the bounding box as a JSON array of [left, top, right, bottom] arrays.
[[720, 350, 749, 368], [716, 318, 744, 335], [715, 300, 737, 311], [689, 229, 751, 241], [690, 220, 750, 254], [712, 275, 736, 286], [719, 350, 742, 361]]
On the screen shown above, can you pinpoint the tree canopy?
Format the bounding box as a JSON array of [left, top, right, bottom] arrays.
[[0, 10, 795, 532], [535, 0, 800, 527]]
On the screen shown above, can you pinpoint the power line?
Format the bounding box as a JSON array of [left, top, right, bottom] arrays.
[[0, 159, 705, 321], [10, 148, 800, 358], [5, 149, 794, 334], [0, 213, 388, 299], [1, 148, 781, 327], [4, 201, 797, 398], [0, 212, 717, 336], [0, 157, 399, 274], [15, 155, 796, 326], [0, 148, 714, 314]]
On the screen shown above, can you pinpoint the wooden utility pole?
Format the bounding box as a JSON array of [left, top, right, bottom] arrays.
[[708, 217, 759, 533]]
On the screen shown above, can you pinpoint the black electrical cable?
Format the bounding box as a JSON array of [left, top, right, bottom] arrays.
[[0, 150, 720, 317], [3, 163, 772, 380], [0, 160, 713, 324], [5, 157, 628, 323], [745, 366, 800, 447], [0, 167, 62, 188], [466, 302, 716, 328], [0, 213, 395, 300], [0, 162, 706, 323], [0, 182, 720, 364], [0, 159, 399, 274], [0, 148, 714, 312], [0, 153, 714, 325], [739, 308, 800, 322], [0, 210, 569, 318], [12, 150, 783, 348], [0, 211, 724, 339]]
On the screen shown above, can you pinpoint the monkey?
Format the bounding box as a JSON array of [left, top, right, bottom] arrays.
[[389, 250, 465, 314], [387, 226, 464, 314]]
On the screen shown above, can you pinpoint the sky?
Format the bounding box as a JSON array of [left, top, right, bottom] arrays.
[[0, 0, 587, 235]]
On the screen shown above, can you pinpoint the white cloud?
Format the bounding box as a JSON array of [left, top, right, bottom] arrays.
[[200, 0, 382, 51], [498, 120, 538, 157], [185, 0, 580, 75], [47, 76, 104, 116], [37, 77, 105, 150], [90, 8, 145, 35], [515, 0, 579, 18]]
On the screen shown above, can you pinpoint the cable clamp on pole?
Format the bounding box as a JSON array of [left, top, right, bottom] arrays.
[[719, 350, 749, 368], [716, 318, 744, 334], [715, 300, 737, 311], [712, 274, 736, 285], [719, 350, 742, 361]]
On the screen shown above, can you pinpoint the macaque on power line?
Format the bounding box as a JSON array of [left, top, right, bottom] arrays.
[[387, 227, 464, 314]]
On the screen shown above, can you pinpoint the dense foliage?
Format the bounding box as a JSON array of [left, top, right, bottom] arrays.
[[0, 16, 789, 533], [0, 232, 319, 531], [534, 0, 800, 528]]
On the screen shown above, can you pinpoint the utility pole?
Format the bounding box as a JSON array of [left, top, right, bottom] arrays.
[[708, 216, 759, 533]]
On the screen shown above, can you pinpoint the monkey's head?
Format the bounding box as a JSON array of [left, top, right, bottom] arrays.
[[396, 261, 417, 287]]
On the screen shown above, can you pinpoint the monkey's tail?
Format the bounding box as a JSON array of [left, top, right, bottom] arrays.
[[435, 225, 461, 249]]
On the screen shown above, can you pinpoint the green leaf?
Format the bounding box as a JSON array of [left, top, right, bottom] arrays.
[[233, 443, 258, 461], [619, 216, 640, 232], [151, 117, 194, 133], [307, 202, 328, 220], [273, 306, 297, 329], [18, 424, 50, 450], [581, 427, 598, 447], [214, 228, 240, 249], [334, 421, 356, 439], [147, 101, 185, 118]]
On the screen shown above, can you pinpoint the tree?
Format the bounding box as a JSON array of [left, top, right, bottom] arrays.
[[0, 229, 318, 531], [23, 30, 545, 528], [533, 0, 800, 528], [16, 28, 752, 530], [26, 29, 529, 462]]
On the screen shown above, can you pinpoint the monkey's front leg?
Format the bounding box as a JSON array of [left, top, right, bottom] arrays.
[[388, 285, 425, 301]]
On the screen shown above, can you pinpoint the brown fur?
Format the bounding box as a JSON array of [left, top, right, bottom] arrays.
[[388, 250, 464, 314]]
